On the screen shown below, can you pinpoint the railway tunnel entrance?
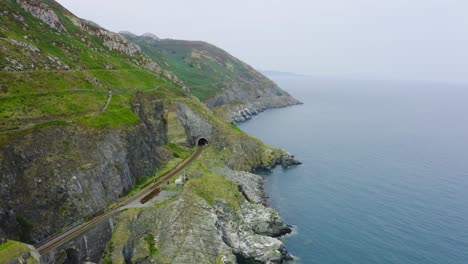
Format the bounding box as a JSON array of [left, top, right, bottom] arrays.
[[197, 137, 208, 146]]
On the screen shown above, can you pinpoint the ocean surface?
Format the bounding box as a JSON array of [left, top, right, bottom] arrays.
[[237, 77, 468, 264]]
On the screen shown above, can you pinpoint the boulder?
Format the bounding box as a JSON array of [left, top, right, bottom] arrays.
[[242, 203, 292, 238], [280, 152, 302, 168]]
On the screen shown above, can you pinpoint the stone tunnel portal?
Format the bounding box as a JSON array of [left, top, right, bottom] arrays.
[[197, 137, 208, 146]]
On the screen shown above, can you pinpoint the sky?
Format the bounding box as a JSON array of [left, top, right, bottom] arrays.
[[56, 0, 468, 83]]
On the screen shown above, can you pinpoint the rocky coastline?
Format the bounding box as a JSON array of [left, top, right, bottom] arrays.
[[228, 105, 279, 123], [0, 1, 303, 262], [38, 154, 301, 264], [0, 91, 301, 264]]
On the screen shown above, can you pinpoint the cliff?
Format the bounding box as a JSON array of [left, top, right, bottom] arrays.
[[1, 87, 296, 263], [0, 0, 301, 263], [122, 34, 302, 122]]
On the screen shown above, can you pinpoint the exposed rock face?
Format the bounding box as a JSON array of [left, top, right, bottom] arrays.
[[141, 32, 160, 40], [3, 242, 41, 264], [0, 92, 300, 263], [230, 107, 258, 122], [120, 34, 302, 122], [71, 19, 142, 57], [2, 0, 162, 73], [162, 70, 190, 94], [1, 2, 302, 263], [214, 200, 292, 263], [1, 41, 69, 72], [97, 30, 140, 57], [220, 168, 266, 205], [8, 39, 40, 53], [0, 92, 286, 243], [99, 189, 291, 264], [176, 101, 214, 146], [201, 65, 302, 123], [0, 94, 169, 243], [93, 193, 236, 264], [241, 203, 292, 238], [259, 150, 303, 171], [16, 0, 66, 32], [279, 152, 302, 168], [42, 218, 115, 264], [211, 84, 302, 123]]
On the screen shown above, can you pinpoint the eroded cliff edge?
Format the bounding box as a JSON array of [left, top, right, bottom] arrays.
[[0, 0, 302, 262], [1, 89, 300, 264], [122, 34, 302, 123]]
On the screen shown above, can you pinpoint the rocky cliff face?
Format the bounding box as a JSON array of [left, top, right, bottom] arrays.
[[41, 218, 115, 263], [70, 18, 142, 57], [1, 0, 162, 73], [58, 163, 294, 264], [221, 92, 301, 123], [205, 67, 302, 123], [16, 0, 66, 32], [122, 34, 302, 123], [0, 240, 41, 264], [0, 1, 301, 263], [96, 192, 292, 264], [1, 90, 299, 263], [0, 93, 169, 243]]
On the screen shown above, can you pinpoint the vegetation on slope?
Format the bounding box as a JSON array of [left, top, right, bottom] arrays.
[[0, 2, 289, 258], [0, 0, 188, 131], [0, 240, 38, 264], [185, 163, 244, 208], [0, 0, 148, 71], [123, 34, 290, 105]]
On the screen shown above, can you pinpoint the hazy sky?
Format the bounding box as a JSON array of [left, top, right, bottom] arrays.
[[56, 0, 468, 83]]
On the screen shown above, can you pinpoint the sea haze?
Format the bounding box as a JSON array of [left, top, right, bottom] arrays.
[[238, 77, 468, 264]]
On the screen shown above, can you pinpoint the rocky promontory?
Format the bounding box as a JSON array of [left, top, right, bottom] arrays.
[[121, 33, 302, 123], [0, 1, 302, 263]]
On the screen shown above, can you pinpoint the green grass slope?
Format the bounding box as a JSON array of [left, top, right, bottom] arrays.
[[0, 0, 186, 131], [123, 33, 301, 110]]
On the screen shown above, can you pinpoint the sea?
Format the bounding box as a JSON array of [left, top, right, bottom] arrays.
[[237, 76, 468, 264]]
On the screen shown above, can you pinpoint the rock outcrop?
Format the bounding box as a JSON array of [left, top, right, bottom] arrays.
[[0, 93, 169, 243], [0, 240, 41, 264], [121, 34, 302, 122], [0, 2, 302, 263], [42, 218, 115, 263], [279, 152, 302, 168], [141, 32, 160, 40], [0, 90, 300, 263], [72, 19, 141, 57], [176, 101, 214, 146], [162, 70, 190, 94], [241, 203, 292, 238], [110, 193, 237, 264], [1, 0, 164, 73], [214, 200, 292, 263], [8, 38, 41, 54], [220, 168, 266, 205], [16, 0, 66, 32], [95, 178, 292, 264], [208, 83, 302, 123]]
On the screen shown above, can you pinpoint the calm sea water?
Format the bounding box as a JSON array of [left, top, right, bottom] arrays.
[[237, 77, 468, 264]]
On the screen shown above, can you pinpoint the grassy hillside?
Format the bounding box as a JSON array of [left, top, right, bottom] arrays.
[[0, 0, 154, 73], [0, 3, 294, 261], [0, 240, 39, 263], [0, 0, 186, 132], [123, 34, 300, 113], [122, 35, 250, 101]]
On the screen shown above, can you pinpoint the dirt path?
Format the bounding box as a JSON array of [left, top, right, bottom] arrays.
[[0, 90, 115, 134], [100, 90, 112, 112]]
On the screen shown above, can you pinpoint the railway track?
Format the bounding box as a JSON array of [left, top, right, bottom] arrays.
[[36, 145, 205, 255]]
